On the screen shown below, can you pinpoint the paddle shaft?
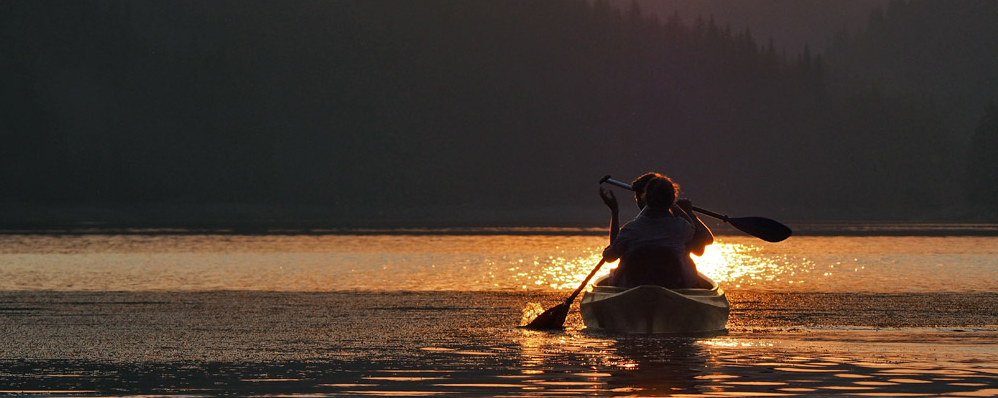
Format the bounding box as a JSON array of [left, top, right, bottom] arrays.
[[565, 258, 606, 305], [524, 258, 607, 330], [600, 175, 792, 242], [600, 176, 728, 221]]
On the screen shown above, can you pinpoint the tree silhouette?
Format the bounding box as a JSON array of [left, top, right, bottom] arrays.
[[967, 102, 998, 205], [0, 0, 990, 227]]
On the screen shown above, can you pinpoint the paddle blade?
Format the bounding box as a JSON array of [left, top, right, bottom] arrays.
[[524, 302, 569, 330], [728, 216, 793, 242]]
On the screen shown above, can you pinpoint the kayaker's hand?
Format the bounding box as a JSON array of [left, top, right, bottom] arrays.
[[602, 245, 620, 262], [676, 198, 693, 213], [600, 187, 618, 213]]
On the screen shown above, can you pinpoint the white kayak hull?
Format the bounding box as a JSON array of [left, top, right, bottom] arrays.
[[580, 274, 729, 334]]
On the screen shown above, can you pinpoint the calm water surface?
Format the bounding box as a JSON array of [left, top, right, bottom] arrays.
[[2, 234, 996, 292], [1, 233, 996, 396]]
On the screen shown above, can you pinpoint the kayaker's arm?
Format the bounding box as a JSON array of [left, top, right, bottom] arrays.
[[602, 245, 621, 262], [600, 187, 619, 243], [677, 198, 714, 256]]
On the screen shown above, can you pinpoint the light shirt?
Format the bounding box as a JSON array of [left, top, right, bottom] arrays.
[[608, 207, 694, 256]]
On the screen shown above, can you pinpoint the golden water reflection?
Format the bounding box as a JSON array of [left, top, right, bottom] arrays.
[[512, 327, 998, 397], [530, 238, 818, 292], [2, 234, 995, 292], [525, 235, 998, 293], [693, 241, 817, 289]]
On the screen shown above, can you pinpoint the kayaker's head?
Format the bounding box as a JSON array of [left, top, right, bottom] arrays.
[[631, 172, 679, 210], [631, 172, 662, 209], [643, 175, 679, 210]]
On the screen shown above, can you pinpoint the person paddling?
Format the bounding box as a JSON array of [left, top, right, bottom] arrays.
[[599, 172, 657, 243], [600, 173, 714, 289]]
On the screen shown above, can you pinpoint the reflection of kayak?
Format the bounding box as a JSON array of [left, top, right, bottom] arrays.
[[580, 274, 729, 334]]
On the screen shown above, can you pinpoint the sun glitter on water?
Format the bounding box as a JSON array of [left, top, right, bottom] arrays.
[[527, 244, 733, 291], [690, 240, 818, 289], [693, 241, 774, 285], [523, 238, 815, 291], [520, 302, 546, 326]]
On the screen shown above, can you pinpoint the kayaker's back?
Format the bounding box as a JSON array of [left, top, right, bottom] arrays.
[[609, 245, 699, 289]]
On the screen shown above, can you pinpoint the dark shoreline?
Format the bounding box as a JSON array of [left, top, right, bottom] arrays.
[[6, 201, 998, 236], [3, 223, 998, 237]]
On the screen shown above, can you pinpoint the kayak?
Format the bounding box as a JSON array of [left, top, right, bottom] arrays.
[[579, 273, 729, 334]]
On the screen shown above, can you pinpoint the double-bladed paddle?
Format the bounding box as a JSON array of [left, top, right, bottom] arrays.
[[600, 175, 792, 243]]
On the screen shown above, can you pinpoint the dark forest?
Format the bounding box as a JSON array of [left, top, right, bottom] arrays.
[[2, 0, 997, 229]]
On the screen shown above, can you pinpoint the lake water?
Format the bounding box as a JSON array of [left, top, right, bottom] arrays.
[[1, 232, 996, 396]]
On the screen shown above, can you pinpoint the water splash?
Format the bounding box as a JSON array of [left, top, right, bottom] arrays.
[[520, 302, 546, 326]]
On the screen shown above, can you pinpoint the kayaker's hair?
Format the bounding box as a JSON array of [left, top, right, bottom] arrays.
[[644, 176, 679, 209], [631, 172, 661, 195]]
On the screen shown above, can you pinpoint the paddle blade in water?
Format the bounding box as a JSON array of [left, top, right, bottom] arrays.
[[524, 303, 569, 330], [728, 216, 793, 242]]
